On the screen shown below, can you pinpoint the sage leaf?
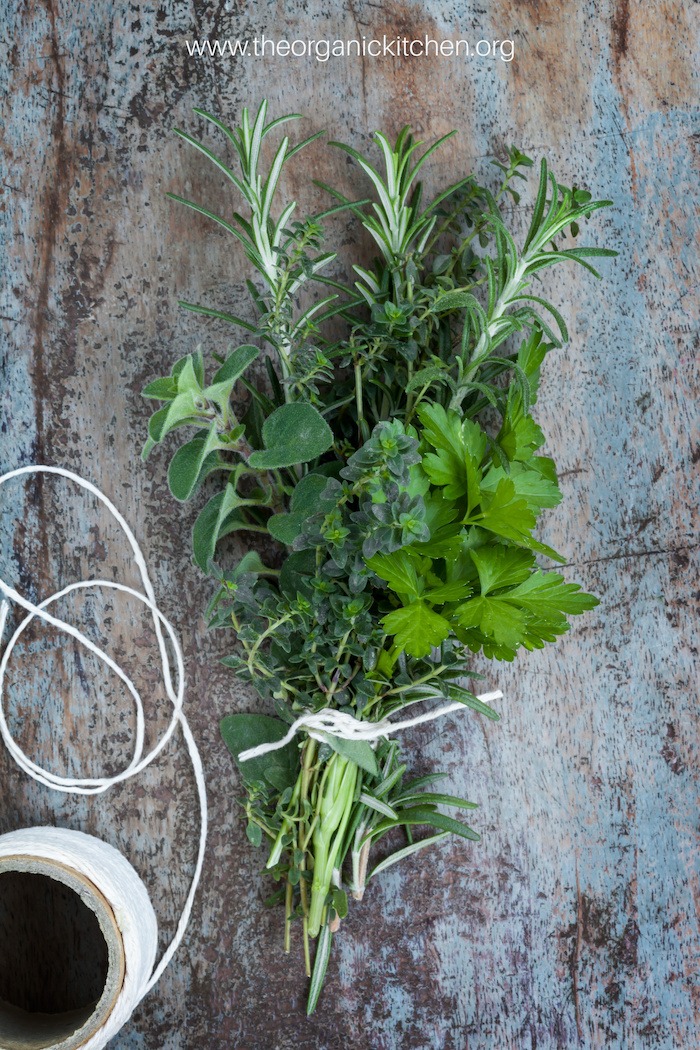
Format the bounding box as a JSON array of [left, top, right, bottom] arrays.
[[248, 403, 333, 469], [267, 473, 337, 545], [221, 713, 299, 791], [212, 344, 260, 384], [168, 428, 224, 502], [192, 483, 245, 570]]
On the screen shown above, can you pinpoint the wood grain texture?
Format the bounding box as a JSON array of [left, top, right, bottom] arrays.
[[0, 1, 698, 1047]]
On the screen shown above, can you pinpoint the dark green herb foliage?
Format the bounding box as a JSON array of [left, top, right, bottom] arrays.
[[143, 102, 615, 1012]]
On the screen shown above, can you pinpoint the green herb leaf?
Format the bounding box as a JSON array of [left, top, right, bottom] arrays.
[[382, 601, 451, 657], [248, 402, 334, 469], [268, 473, 338, 545], [323, 736, 378, 777], [366, 549, 423, 600], [143, 377, 178, 400], [455, 594, 531, 648], [246, 821, 263, 847], [371, 805, 480, 841], [168, 429, 224, 502], [507, 570, 600, 623], [212, 344, 260, 384], [331, 888, 349, 919], [192, 483, 246, 570], [307, 923, 332, 1015], [444, 683, 501, 721], [221, 714, 299, 792], [470, 546, 535, 594], [368, 833, 449, 881]]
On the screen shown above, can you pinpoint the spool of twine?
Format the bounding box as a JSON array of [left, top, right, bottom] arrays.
[[0, 467, 208, 1050], [0, 828, 156, 1050]]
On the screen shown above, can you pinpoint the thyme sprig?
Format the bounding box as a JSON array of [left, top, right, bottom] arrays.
[[143, 103, 615, 1013]]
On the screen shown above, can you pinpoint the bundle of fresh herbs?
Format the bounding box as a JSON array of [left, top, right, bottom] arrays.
[[142, 102, 614, 1012]]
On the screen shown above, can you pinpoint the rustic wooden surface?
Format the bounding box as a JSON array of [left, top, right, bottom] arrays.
[[0, 2, 698, 1047]]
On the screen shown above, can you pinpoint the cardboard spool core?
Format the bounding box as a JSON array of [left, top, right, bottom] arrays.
[[0, 856, 126, 1050]]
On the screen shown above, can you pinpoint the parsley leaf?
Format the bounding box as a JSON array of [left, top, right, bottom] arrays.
[[367, 549, 424, 600], [506, 570, 600, 617], [382, 601, 451, 657], [470, 546, 535, 593], [454, 595, 530, 649]]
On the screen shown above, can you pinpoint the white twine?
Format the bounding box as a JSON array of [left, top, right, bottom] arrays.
[[238, 690, 504, 763], [0, 465, 208, 1049], [0, 825, 159, 1048]]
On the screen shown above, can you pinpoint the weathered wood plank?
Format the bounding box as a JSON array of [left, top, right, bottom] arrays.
[[1, 1, 698, 1047]]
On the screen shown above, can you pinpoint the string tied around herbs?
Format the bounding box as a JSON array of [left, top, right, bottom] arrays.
[[238, 690, 504, 763]]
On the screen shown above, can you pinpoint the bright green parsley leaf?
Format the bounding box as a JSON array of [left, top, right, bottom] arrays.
[[506, 570, 600, 617], [382, 600, 451, 657], [423, 580, 473, 602], [481, 461, 562, 512], [466, 476, 565, 561], [454, 595, 530, 649], [422, 492, 460, 534], [497, 410, 545, 463], [466, 477, 536, 542], [367, 549, 425, 600], [417, 403, 464, 463], [422, 446, 465, 497], [418, 404, 487, 508], [454, 568, 599, 655], [454, 624, 519, 662], [470, 546, 535, 594]]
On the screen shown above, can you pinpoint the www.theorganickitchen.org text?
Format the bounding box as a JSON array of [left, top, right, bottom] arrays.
[[185, 35, 515, 63]]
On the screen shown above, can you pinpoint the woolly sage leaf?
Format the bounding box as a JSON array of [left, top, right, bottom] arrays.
[[248, 402, 334, 469], [279, 549, 316, 598], [168, 428, 224, 502], [267, 473, 338, 545], [143, 377, 178, 400], [221, 713, 299, 792], [174, 352, 204, 392], [212, 344, 260, 384], [192, 482, 246, 570], [147, 392, 199, 444]]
